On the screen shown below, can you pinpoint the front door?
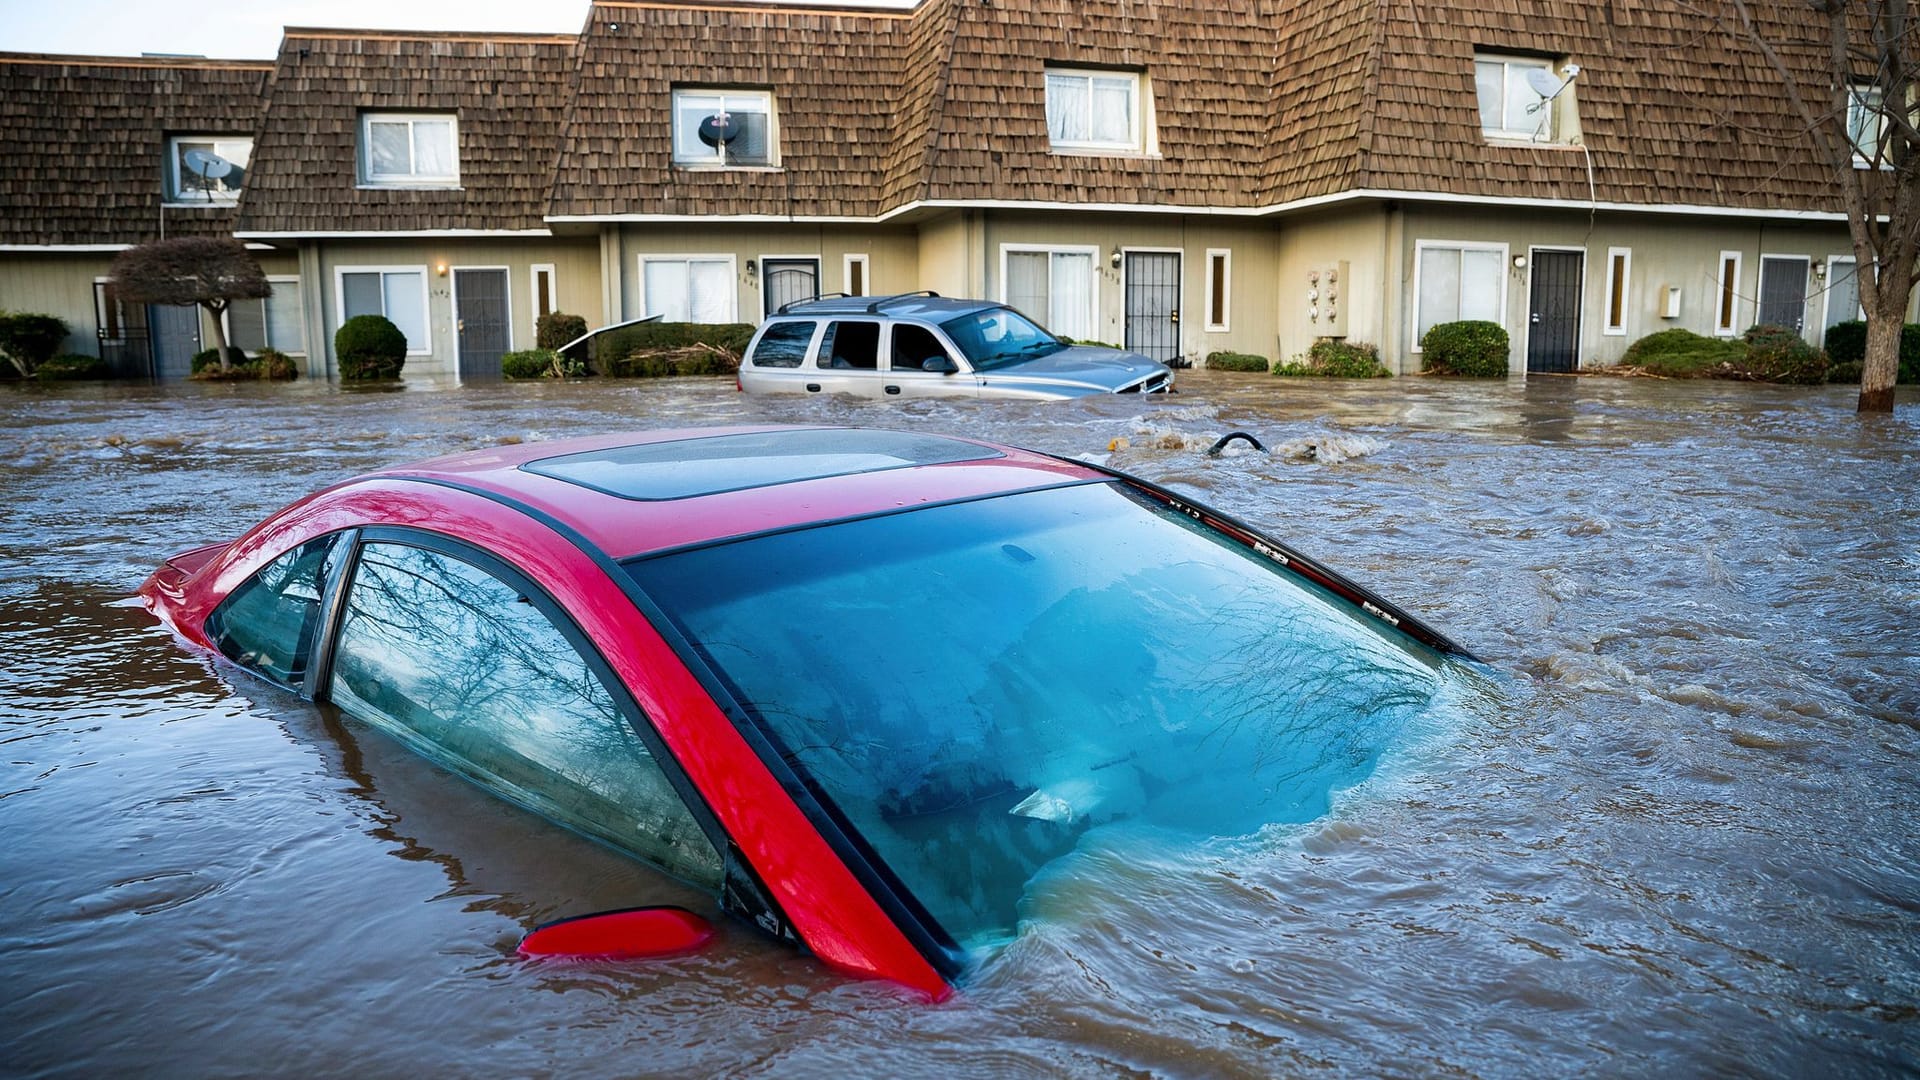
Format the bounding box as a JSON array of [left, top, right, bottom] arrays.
[[1526, 249, 1584, 374], [96, 282, 152, 378], [1123, 251, 1181, 365], [763, 259, 820, 316], [1758, 256, 1810, 331], [454, 268, 510, 379], [148, 303, 201, 379]]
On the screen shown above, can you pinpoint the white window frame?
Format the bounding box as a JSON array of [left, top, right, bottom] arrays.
[[671, 89, 778, 169], [1823, 254, 1863, 341], [359, 113, 460, 187], [1044, 68, 1146, 154], [165, 133, 253, 205], [530, 264, 557, 323], [843, 254, 870, 297], [998, 243, 1101, 340], [637, 254, 738, 323], [334, 265, 433, 356], [1475, 53, 1567, 143], [222, 274, 307, 355], [1410, 239, 1510, 354], [1203, 248, 1232, 333], [1848, 84, 1888, 168], [1603, 247, 1632, 336], [1714, 250, 1744, 337]]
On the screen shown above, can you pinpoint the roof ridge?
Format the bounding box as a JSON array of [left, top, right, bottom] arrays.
[[593, 0, 917, 17], [279, 28, 581, 44], [905, 0, 964, 203], [1350, 0, 1393, 188], [0, 52, 273, 69]]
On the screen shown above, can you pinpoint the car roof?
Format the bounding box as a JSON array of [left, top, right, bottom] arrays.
[[371, 425, 1103, 560], [770, 292, 1004, 321]]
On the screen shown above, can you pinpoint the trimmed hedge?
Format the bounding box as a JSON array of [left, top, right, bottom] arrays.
[[1737, 324, 1828, 385], [335, 314, 407, 380], [1621, 328, 1748, 377], [1823, 320, 1920, 383], [1206, 350, 1269, 372], [536, 312, 588, 352], [1419, 320, 1509, 377], [0, 312, 70, 377], [36, 353, 108, 380], [1275, 338, 1389, 378], [592, 322, 753, 377]]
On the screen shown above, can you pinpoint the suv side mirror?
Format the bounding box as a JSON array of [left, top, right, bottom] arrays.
[[922, 355, 958, 375]]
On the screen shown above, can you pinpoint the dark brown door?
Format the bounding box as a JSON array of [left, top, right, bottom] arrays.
[[1526, 250, 1583, 374]]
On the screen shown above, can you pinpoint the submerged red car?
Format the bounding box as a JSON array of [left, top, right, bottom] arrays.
[[140, 426, 1475, 1000]]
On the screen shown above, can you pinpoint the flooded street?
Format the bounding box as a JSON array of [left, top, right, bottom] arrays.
[[2, 373, 1917, 1077]]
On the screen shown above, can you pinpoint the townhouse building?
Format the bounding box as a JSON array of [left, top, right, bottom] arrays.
[[0, 0, 1904, 381]]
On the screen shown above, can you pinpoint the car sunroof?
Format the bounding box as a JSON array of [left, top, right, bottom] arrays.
[[521, 428, 1005, 501]]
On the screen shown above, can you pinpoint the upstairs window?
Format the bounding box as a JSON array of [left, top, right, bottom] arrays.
[[1475, 53, 1576, 143], [360, 113, 459, 186], [1045, 68, 1144, 153], [166, 135, 251, 204], [673, 90, 775, 167], [1848, 84, 1887, 167]]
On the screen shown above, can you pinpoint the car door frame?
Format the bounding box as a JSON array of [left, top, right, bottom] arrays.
[[881, 322, 980, 399]]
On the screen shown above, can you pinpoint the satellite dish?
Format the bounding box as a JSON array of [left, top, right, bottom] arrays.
[[697, 112, 743, 146], [183, 149, 234, 179], [1526, 67, 1567, 99]]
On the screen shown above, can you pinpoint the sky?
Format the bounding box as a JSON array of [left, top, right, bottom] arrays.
[[1, 0, 912, 59]]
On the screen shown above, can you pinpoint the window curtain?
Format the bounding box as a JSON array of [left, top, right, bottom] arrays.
[[413, 120, 455, 177], [1006, 251, 1049, 326], [267, 282, 305, 353], [1049, 252, 1093, 339], [1046, 74, 1090, 143], [381, 273, 427, 351]]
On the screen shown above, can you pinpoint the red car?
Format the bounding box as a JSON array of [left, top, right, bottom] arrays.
[[141, 426, 1473, 1000]]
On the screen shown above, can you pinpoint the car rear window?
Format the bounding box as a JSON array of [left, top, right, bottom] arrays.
[[750, 320, 816, 368]]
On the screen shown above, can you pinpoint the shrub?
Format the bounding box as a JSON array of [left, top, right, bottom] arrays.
[[35, 353, 108, 380], [1206, 350, 1269, 372], [1827, 360, 1864, 383], [1736, 324, 1828, 385], [191, 346, 249, 374], [335, 314, 407, 380], [1275, 338, 1390, 378], [0, 312, 70, 377], [593, 322, 753, 377], [536, 312, 588, 352], [1419, 320, 1509, 377], [1619, 328, 1747, 378], [254, 348, 298, 380], [502, 348, 565, 379], [1059, 337, 1123, 350], [1823, 320, 1920, 383]]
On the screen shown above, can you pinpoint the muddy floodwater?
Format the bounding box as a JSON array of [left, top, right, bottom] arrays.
[[2, 373, 1916, 1078]]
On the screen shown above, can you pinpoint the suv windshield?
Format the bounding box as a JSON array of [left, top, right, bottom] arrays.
[[626, 482, 1452, 951], [939, 308, 1064, 371]]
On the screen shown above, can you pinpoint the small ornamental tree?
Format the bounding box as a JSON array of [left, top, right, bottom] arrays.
[[109, 237, 271, 375]]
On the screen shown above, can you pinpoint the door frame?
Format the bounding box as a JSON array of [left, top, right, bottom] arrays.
[[759, 254, 821, 317], [1121, 246, 1183, 363], [1524, 245, 1587, 375], [450, 264, 514, 383]]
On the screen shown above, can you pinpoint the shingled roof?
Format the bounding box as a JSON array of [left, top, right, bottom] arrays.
[[236, 29, 580, 235], [0, 53, 270, 247]]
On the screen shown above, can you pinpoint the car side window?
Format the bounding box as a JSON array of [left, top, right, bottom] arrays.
[[750, 320, 815, 368], [205, 533, 345, 688], [821, 321, 880, 369], [328, 540, 724, 889], [891, 324, 951, 372]]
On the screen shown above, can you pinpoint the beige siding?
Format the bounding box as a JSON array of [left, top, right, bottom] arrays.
[[0, 253, 119, 356], [616, 224, 921, 324], [1270, 206, 1392, 369]]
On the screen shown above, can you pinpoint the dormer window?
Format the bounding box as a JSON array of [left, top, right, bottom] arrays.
[[1848, 84, 1888, 167], [166, 134, 251, 204], [360, 113, 459, 187], [673, 90, 775, 168], [1045, 68, 1147, 154], [1475, 53, 1579, 143]]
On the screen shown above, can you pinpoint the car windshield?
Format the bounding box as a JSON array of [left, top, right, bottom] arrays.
[[625, 482, 1451, 951], [939, 308, 1064, 371]]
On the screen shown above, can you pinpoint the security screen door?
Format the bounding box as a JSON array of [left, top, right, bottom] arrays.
[[1124, 252, 1181, 365], [1526, 249, 1583, 374], [455, 268, 510, 379]]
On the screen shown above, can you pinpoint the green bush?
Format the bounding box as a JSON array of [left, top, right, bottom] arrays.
[[1059, 337, 1123, 350], [592, 322, 753, 377], [190, 346, 249, 374], [1419, 320, 1509, 377], [1619, 328, 1748, 378], [536, 312, 588, 352], [502, 348, 566, 379], [1827, 359, 1864, 383], [1737, 324, 1828, 385], [335, 314, 407, 380], [1824, 320, 1920, 383], [1206, 350, 1269, 372], [1824, 320, 1866, 368], [1275, 339, 1390, 378], [35, 353, 108, 380], [254, 348, 298, 380], [0, 312, 70, 376]]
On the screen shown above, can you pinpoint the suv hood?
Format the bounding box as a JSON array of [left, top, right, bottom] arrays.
[[995, 345, 1171, 392]]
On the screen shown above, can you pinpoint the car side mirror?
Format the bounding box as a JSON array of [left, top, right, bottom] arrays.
[[922, 356, 958, 375]]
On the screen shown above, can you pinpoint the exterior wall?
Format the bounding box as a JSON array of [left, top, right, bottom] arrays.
[[0, 252, 120, 357], [1269, 205, 1393, 369], [914, 212, 983, 300], [300, 238, 599, 379], [615, 224, 922, 325], [1393, 205, 1858, 374]]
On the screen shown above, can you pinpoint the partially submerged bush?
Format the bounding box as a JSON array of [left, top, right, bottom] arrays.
[[335, 315, 407, 380], [1059, 337, 1123, 350], [502, 348, 585, 380], [1419, 320, 1509, 377], [254, 348, 297, 380], [191, 346, 249, 374], [592, 322, 753, 377], [1619, 328, 1748, 378], [1206, 350, 1269, 372], [1736, 324, 1828, 385], [536, 312, 588, 352], [1824, 320, 1920, 383], [0, 312, 70, 377], [36, 353, 108, 380], [1275, 339, 1389, 378]]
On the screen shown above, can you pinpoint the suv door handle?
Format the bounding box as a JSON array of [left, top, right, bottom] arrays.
[[884, 385, 901, 395], [805, 383, 822, 392]]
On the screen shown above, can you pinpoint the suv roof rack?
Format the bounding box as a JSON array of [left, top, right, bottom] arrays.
[[865, 290, 941, 313], [773, 291, 946, 317]]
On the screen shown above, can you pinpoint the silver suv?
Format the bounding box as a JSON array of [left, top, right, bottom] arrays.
[[738, 293, 1174, 400]]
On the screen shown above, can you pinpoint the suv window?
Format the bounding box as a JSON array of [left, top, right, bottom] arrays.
[[205, 533, 346, 687], [822, 321, 880, 369], [891, 325, 952, 372], [752, 320, 815, 368], [329, 539, 724, 889]]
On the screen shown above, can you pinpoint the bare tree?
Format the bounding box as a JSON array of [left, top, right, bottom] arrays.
[[1699, 1, 1918, 412], [109, 237, 271, 375]]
